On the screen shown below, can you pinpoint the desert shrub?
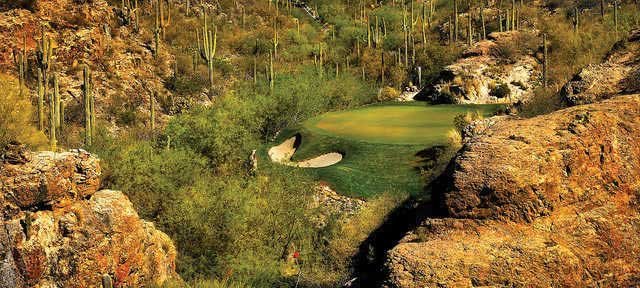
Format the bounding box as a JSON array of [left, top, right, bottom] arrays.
[[0, 74, 46, 149], [490, 82, 511, 98], [453, 111, 483, 134], [378, 86, 401, 101]]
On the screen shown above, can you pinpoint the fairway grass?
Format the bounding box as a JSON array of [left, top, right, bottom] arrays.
[[273, 102, 502, 199]]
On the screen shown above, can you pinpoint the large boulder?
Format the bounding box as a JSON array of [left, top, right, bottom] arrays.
[[561, 30, 640, 106], [385, 95, 640, 287], [0, 149, 178, 287]]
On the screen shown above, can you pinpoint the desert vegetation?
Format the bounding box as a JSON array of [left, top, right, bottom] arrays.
[[1, 0, 640, 287]]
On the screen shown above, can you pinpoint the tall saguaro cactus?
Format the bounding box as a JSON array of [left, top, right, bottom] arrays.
[[269, 50, 275, 90], [480, 5, 486, 40], [453, 0, 459, 42], [574, 7, 580, 33], [12, 37, 26, 97], [37, 32, 53, 131], [273, 18, 279, 58], [83, 65, 93, 146], [613, 0, 619, 35], [542, 34, 548, 88], [37, 69, 44, 131], [150, 91, 155, 133], [49, 74, 58, 150], [467, 12, 473, 46], [197, 13, 217, 93]]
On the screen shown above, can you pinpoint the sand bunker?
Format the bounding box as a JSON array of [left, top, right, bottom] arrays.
[[268, 136, 342, 168]]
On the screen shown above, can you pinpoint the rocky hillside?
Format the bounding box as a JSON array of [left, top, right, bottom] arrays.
[[419, 31, 541, 104], [0, 146, 177, 287], [0, 0, 175, 131], [562, 30, 640, 106], [385, 94, 640, 287]]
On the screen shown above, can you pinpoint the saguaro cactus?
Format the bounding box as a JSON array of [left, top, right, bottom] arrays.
[[12, 43, 26, 97], [49, 74, 57, 150], [150, 91, 155, 133], [574, 8, 580, 33], [480, 5, 486, 40], [197, 13, 217, 92], [273, 18, 279, 58], [83, 65, 92, 145], [467, 12, 473, 46], [37, 32, 53, 131], [54, 74, 61, 129], [37, 69, 44, 131], [269, 50, 275, 90], [453, 0, 459, 42], [613, 0, 619, 35], [542, 34, 548, 88]]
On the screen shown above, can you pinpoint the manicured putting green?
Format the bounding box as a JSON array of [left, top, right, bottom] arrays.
[[276, 103, 502, 198], [305, 103, 501, 145]]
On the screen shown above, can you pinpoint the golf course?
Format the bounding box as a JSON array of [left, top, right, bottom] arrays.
[[271, 102, 503, 198]]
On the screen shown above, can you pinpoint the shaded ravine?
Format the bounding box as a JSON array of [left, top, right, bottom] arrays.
[[347, 157, 455, 287]]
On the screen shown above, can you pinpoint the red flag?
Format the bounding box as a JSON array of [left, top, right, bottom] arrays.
[[293, 251, 300, 259]]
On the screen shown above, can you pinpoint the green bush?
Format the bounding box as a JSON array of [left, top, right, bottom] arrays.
[[490, 82, 511, 98], [0, 74, 46, 149]]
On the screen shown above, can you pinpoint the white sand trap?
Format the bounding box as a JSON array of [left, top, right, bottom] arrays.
[[268, 136, 298, 163], [268, 136, 343, 168], [296, 153, 343, 168]]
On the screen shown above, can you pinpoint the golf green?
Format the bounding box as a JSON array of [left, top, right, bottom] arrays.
[[276, 102, 502, 198], [306, 103, 500, 145]]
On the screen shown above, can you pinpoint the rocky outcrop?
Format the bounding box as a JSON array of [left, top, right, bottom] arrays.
[[420, 31, 540, 104], [561, 30, 640, 106], [0, 148, 178, 287], [0, 0, 178, 130], [385, 95, 640, 287]]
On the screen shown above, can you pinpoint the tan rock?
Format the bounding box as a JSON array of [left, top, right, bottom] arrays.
[[1, 150, 178, 288], [385, 96, 640, 287], [562, 30, 640, 105], [422, 31, 540, 104]]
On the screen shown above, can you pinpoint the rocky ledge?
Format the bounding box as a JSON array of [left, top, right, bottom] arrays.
[[385, 95, 640, 287], [420, 31, 540, 104], [561, 30, 640, 106], [0, 147, 177, 287]]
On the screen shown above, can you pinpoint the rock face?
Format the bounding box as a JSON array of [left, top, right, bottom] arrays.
[[562, 30, 640, 106], [385, 95, 640, 287], [0, 0, 177, 127], [421, 32, 540, 104], [0, 149, 178, 287]]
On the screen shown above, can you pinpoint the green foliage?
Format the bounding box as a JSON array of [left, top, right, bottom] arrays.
[[0, 73, 46, 149], [453, 110, 483, 134], [489, 82, 511, 98]]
